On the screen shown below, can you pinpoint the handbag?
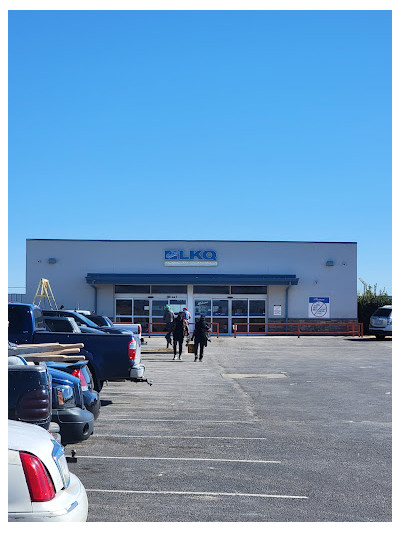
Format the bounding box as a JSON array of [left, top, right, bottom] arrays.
[[187, 340, 195, 353]]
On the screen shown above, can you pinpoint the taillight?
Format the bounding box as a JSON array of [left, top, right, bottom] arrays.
[[128, 339, 136, 361], [72, 368, 88, 390], [19, 452, 56, 502], [17, 389, 50, 423], [138, 324, 142, 335]]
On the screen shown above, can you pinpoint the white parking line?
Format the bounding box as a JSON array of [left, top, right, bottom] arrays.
[[97, 418, 253, 423], [77, 455, 281, 464], [100, 407, 243, 411], [91, 434, 269, 440], [86, 489, 308, 500]]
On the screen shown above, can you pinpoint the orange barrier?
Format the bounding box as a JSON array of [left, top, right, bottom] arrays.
[[148, 322, 219, 338], [233, 322, 363, 338]]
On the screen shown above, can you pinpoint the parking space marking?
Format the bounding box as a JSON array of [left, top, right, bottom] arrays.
[[86, 489, 308, 499], [100, 407, 243, 411], [97, 418, 253, 423], [77, 455, 281, 464], [91, 434, 269, 440]]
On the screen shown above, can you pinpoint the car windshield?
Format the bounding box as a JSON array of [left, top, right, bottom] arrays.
[[74, 314, 99, 328], [45, 318, 74, 332], [372, 308, 392, 317]]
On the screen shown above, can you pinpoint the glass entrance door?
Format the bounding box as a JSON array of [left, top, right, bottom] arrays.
[[151, 299, 187, 332], [230, 299, 266, 333]]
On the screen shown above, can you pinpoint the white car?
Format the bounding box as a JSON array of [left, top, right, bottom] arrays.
[[369, 305, 392, 339], [8, 419, 88, 521]]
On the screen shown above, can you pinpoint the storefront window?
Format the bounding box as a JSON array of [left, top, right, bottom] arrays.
[[195, 299, 212, 316], [169, 300, 186, 315], [151, 285, 187, 294], [232, 300, 248, 316], [249, 300, 266, 316], [212, 300, 228, 316], [212, 318, 229, 334], [152, 300, 168, 316], [115, 299, 132, 316], [134, 299, 150, 316], [231, 286, 267, 294], [115, 285, 150, 294], [193, 286, 229, 294]]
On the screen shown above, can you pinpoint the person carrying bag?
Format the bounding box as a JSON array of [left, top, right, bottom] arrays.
[[192, 314, 210, 362]]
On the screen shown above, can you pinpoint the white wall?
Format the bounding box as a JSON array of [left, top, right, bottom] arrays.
[[26, 240, 357, 318]]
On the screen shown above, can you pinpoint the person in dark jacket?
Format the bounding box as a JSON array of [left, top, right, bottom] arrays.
[[163, 305, 175, 348], [171, 312, 189, 360], [192, 314, 210, 361]]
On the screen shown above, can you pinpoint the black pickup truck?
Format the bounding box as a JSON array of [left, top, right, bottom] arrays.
[[8, 303, 147, 391]]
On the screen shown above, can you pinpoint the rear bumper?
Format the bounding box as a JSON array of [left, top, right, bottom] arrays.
[[8, 473, 88, 522], [52, 407, 94, 444], [129, 364, 145, 379]]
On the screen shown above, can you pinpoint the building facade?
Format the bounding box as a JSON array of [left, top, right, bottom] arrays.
[[25, 239, 357, 335]]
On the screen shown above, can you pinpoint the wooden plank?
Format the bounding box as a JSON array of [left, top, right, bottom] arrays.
[[22, 354, 86, 362], [8, 343, 85, 357]]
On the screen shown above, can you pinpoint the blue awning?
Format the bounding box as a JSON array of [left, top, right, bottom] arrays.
[[86, 273, 299, 285]]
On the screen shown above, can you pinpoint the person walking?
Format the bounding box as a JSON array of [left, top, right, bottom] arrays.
[[192, 314, 210, 361], [182, 307, 191, 321], [171, 312, 189, 360], [163, 305, 175, 348]]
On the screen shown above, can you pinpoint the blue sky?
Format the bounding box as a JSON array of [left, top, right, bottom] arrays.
[[8, 10, 392, 294]]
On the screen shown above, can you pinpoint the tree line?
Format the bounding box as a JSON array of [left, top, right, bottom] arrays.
[[358, 285, 392, 333]]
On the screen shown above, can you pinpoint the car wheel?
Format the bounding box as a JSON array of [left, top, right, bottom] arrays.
[[88, 364, 102, 392]]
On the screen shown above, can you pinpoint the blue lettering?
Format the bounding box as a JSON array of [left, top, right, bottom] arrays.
[[203, 250, 217, 261], [190, 250, 202, 260], [179, 250, 189, 260], [165, 250, 178, 260]]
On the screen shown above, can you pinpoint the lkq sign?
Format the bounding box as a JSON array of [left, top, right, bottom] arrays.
[[164, 249, 218, 266]]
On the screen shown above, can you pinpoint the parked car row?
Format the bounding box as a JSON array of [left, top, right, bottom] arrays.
[[8, 303, 149, 391], [8, 302, 152, 521], [8, 351, 98, 443], [8, 354, 92, 521]]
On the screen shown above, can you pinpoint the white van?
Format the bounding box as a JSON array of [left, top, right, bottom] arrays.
[[369, 305, 392, 339]]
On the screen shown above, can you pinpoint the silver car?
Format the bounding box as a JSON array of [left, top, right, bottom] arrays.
[[8, 420, 88, 521], [369, 305, 392, 339]]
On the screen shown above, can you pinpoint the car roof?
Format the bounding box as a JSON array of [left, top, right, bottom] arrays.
[[44, 316, 75, 321]]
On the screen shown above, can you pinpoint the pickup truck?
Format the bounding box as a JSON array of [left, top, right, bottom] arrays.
[[8, 303, 148, 392], [42, 310, 140, 340], [44, 315, 106, 335]]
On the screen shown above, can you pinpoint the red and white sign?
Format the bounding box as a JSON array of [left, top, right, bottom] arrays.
[[308, 297, 330, 318]]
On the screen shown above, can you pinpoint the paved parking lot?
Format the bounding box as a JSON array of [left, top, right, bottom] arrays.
[[67, 335, 392, 522]]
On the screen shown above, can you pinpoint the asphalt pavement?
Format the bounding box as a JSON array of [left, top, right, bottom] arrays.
[[67, 334, 392, 522]]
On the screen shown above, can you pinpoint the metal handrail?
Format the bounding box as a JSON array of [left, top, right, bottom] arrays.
[[233, 322, 363, 338]]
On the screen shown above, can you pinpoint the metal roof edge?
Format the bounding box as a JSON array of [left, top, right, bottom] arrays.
[[27, 239, 357, 244]]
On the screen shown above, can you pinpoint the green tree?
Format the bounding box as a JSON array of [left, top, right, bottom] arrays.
[[358, 285, 392, 334]]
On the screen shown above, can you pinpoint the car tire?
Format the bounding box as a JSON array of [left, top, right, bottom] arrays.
[[87, 364, 102, 392]]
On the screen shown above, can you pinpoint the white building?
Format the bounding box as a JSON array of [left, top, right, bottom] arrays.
[[25, 239, 357, 335]]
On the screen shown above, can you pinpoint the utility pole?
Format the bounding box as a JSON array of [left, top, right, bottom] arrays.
[[358, 278, 368, 295]]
